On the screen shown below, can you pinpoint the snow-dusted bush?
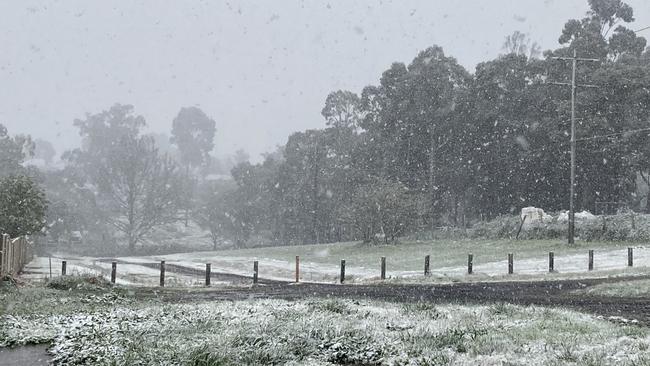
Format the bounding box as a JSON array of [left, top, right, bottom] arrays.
[[462, 212, 650, 241]]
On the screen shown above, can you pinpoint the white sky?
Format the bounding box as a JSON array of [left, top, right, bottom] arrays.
[[1, 0, 649, 161]]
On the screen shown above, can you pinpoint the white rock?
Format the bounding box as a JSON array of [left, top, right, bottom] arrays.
[[521, 207, 548, 224]]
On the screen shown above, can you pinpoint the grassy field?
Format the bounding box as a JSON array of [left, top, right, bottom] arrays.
[[149, 239, 642, 283], [216, 238, 633, 269], [2, 276, 650, 365], [34, 238, 649, 286]]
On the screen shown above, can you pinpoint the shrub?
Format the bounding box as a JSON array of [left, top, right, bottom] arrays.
[[46, 275, 111, 291]]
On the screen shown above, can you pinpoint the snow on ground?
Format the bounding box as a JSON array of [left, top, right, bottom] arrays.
[[22, 255, 205, 287], [151, 246, 650, 282], [22, 246, 650, 286], [425, 246, 650, 278], [3, 297, 650, 365]]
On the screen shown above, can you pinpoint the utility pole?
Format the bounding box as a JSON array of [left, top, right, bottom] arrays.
[[550, 50, 598, 245]]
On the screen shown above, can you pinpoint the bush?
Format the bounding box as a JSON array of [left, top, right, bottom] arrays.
[[46, 275, 111, 291], [435, 212, 650, 242], [0, 175, 47, 237], [467, 215, 520, 239]]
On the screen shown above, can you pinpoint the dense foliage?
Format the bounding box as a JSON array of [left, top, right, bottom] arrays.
[[0, 123, 46, 238], [211, 0, 650, 245], [0, 175, 47, 237]]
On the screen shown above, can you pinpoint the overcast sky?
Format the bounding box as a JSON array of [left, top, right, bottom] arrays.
[[1, 0, 649, 161]]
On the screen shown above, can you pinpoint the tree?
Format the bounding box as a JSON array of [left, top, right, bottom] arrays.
[[94, 136, 182, 253], [558, 0, 643, 59], [33, 139, 56, 165], [171, 107, 216, 170], [341, 179, 415, 244], [0, 124, 33, 177], [194, 179, 237, 250], [170, 107, 217, 225], [194, 185, 225, 250], [67, 105, 183, 253], [281, 130, 328, 243], [41, 163, 108, 246], [194, 178, 260, 249], [502, 31, 541, 59], [232, 149, 250, 165], [0, 175, 47, 237], [72, 104, 145, 159], [321, 90, 364, 129]]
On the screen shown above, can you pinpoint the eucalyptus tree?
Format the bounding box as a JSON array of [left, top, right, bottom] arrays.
[[67, 104, 183, 253]]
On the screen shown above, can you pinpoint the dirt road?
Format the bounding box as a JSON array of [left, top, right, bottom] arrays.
[[136, 274, 650, 325]]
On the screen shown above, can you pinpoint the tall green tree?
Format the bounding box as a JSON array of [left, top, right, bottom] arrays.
[[0, 124, 33, 178], [170, 107, 217, 225], [171, 107, 217, 170], [0, 175, 47, 237]]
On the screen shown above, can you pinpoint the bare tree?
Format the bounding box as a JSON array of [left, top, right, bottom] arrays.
[[95, 136, 182, 253], [502, 31, 541, 59]]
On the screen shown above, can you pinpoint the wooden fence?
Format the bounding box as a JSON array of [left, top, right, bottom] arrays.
[[93, 247, 637, 287], [0, 234, 33, 277]]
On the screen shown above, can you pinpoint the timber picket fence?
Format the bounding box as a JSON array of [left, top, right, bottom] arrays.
[[0, 234, 33, 277]]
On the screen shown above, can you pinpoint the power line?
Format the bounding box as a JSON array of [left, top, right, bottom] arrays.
[[635, 25, 650, 33], [549, 50, 599, 245], [576, 127, 650, 142]]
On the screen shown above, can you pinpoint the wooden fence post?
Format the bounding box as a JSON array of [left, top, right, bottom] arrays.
[[508, 253, 513, 274], [295, 256, 300, 283], [13, 239, 19, 274], [253, 261, 259, 285], [15, 239, 19, 274], [380, 257, 386, 280], [0, 234, 5, 277], [340, 259, 345, 284], [3, 234, 10, 276], [15, 239, 20, 274], [18, 238, 23, 273], [548, 252, 554, 273], [62, 260, 67, 276], [516, 215, 527, 240], [111, 261, 117, 284], [588, 250, 594, 271], [0, 235, 5, 277], [468, 253, 473, 274], [628, 247, 633, 267], [205, 263, 211, 286], [159, 261, 165, 287], [7, 238, 13, 274], [424, 255, 430, 276]]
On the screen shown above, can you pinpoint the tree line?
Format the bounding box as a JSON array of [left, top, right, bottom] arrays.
[[1, 0, 649, 252], [208, 0, 650, 246]]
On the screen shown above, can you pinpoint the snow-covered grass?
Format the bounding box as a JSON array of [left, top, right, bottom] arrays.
[[2, 283, 650, 365], [22, 255, 209, 287], [30, 238, 650, 286], [124, 239, 644, 283]]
